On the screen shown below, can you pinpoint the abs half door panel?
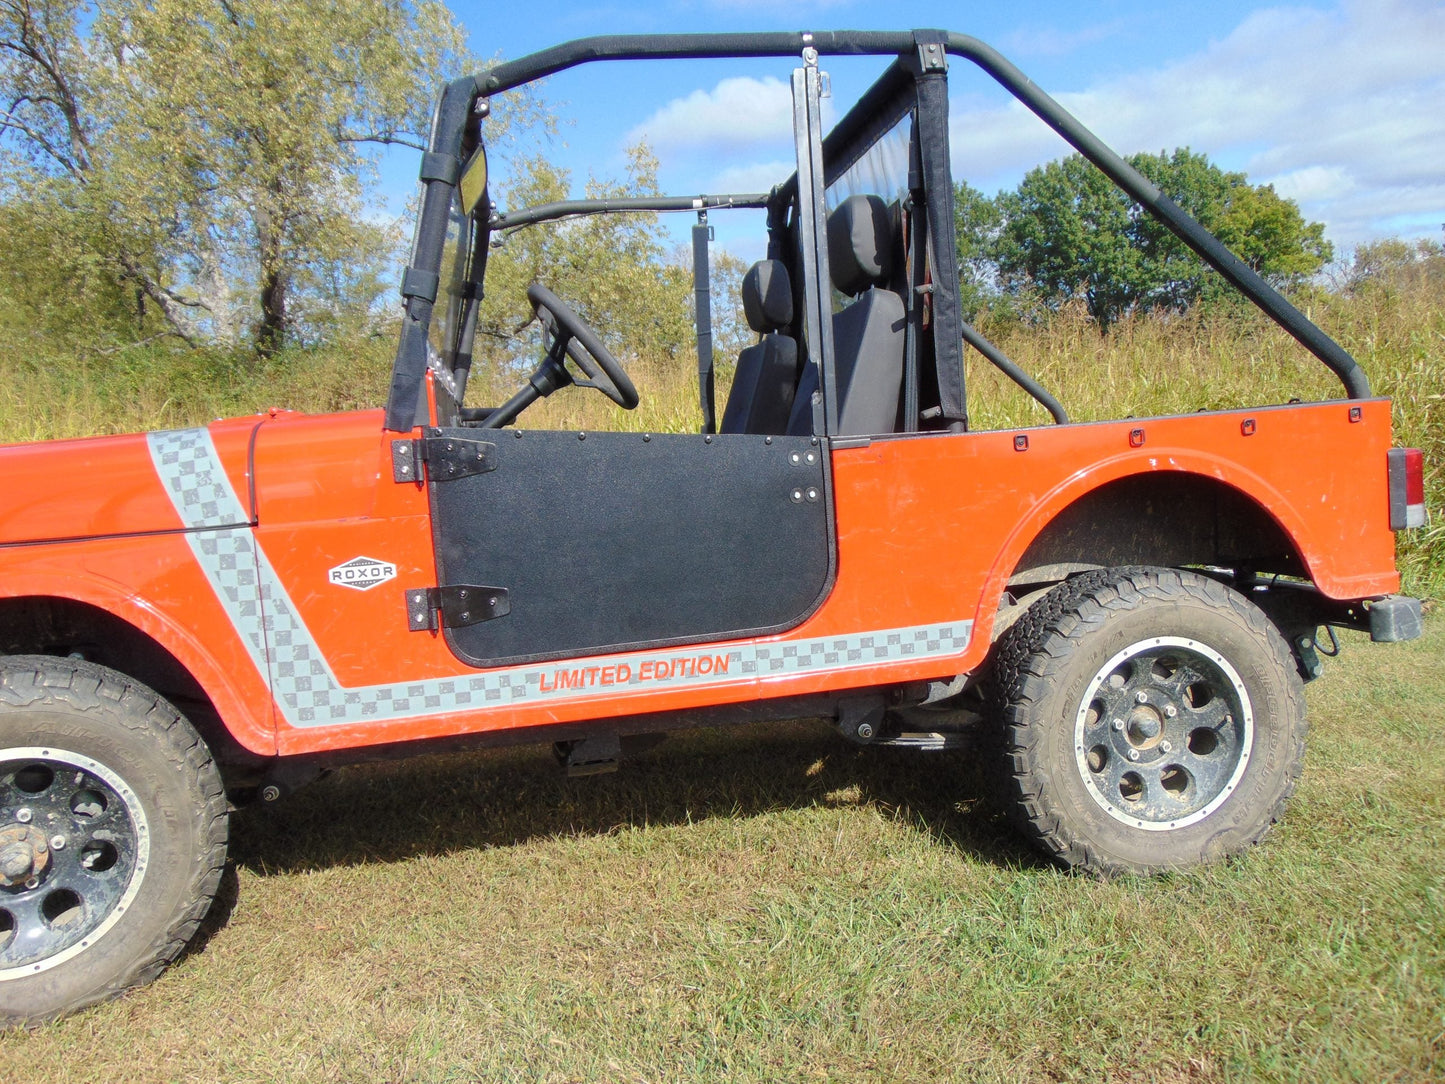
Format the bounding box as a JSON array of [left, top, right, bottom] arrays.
[[426, 430, 834, 666]]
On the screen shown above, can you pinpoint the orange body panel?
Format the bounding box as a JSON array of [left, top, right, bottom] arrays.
[[0, 398, 1401, 760], [0, 416, 258, 543], [0, 532, 276, 754]]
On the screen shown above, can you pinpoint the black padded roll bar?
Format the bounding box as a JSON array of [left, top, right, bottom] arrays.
[[472, 30, 1370, 402], [492, 193, 769, 232], [477, 32, 913, 94], [389, 29, 1369, 432], [940, 33, 1369, 399]]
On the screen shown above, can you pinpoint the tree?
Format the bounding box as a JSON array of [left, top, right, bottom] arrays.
[[991, 156, 1143, 326], [1, 0, 480, 355], [961, 148, 1332, 327], [953, 180, 1002, 320], [1342, 237, 1445, 294], [478, 144, 694, 370]]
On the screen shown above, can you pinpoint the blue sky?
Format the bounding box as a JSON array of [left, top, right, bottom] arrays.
[[389, 0, 1444, 260]]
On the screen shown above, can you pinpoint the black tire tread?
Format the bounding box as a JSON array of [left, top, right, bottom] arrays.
[[0, 655, 228, 1025], [990, 567, 1307, 877]]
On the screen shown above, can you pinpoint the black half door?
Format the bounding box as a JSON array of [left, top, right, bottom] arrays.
[[425, 429, 833, 667]]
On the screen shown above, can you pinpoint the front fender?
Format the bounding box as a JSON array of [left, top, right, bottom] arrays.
[[0, 537, 276, 756]]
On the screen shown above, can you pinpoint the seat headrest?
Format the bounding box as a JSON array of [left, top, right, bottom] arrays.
[[741, 259, 793, 333], [827, 194, 894, 297]]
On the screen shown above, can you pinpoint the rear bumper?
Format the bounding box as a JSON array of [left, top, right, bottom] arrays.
[[1246, 581, 1424, 643], [1367, 595, 1423, 643]]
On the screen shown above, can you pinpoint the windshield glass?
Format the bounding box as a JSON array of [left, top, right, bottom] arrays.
[[429, 186, 475, 367]]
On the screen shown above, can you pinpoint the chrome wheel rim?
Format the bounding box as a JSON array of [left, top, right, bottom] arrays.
[[1073, 637, 1254, 831], [0, 748, 150, 979]]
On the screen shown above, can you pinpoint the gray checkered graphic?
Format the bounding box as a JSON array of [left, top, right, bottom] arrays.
[[151, 426, 975, 730], [148, 429, 250, 527]]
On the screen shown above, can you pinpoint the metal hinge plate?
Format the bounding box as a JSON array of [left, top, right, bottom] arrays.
[[406, 585, 510, 631], [914, 33, 948, 73], [392, 436, 497, 484]]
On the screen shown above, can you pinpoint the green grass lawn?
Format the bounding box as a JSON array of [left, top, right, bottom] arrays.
[[6, 620, 1442, 1083]]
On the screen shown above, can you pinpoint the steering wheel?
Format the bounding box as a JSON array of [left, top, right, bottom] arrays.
[[528, 283, 639, 409]]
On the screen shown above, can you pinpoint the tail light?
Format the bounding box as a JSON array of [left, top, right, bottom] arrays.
[[1387, 448, 1426, 530]]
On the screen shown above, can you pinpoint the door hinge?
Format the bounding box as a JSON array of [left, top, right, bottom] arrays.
[[392, 435, 497, 484], [405, 585, 510, 631]]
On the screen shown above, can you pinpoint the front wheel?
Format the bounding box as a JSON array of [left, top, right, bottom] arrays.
[[992, 567, 1306, 876], [0, 657, 228, 1024]]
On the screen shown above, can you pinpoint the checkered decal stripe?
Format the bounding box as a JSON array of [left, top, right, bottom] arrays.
[[148, 428, 250, 527], [149, 427, 973, 729]]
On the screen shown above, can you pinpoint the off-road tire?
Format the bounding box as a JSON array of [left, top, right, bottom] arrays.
[[0, 656, 228, 1024], [991, 567, 1306, 876]]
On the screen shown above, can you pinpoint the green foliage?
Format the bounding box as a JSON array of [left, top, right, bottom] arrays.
[[1344, 236, 1445, 293], [957, 148, 1333, 327], [0, 183, 166, 354], [0, 0, 479, 354], [953, 181, 1003, 320]]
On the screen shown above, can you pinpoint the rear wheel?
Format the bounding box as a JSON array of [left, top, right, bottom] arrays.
[[992, 567, 1305, 875], [0, 657, 227, 1024]]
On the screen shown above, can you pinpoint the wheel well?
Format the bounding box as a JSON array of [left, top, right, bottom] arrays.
[[1008, 473, 1308, 591], [0, 596, 264, 777]]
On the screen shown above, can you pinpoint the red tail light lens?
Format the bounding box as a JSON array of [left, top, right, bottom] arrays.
[[1404, 447, 1424, 506], [1388, 448, 1426, 530]]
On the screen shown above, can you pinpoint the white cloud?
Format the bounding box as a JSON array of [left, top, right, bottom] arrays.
[[1267, 165, 1355, 203], [628, 76, 794, 150], [1000, 19, 1128, 58], [709, 160, 795, 194], [949, 0, 1445, 247]]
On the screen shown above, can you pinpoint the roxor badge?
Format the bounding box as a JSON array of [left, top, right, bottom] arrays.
[[328, 556, 398, 591]]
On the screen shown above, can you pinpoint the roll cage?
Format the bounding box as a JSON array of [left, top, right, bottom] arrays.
[[383, 29, 1371, 436]]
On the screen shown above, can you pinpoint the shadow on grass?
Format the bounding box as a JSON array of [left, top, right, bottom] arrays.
[[227, 719, 1045, 878]]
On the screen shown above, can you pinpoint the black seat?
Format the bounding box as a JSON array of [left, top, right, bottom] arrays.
[[719, 259, 801, 435], [787, 194, 906, 436]]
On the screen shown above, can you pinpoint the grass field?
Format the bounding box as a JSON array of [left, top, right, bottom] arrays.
[[3, 620, 1441, 1082], [1, 249, 1441, 1078]]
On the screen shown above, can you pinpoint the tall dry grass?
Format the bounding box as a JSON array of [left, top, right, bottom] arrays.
[[965, 274, 1443, 591], [0, 263, 1439, 591]]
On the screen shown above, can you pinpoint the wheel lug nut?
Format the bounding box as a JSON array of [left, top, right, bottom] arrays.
[[1128, 749, 1141, 761], [1164, 705, 1177, 718], [50, 835, 66, 851], [1161, 741, 1173, 753], [1134, 691, 1148, 704], [1112, 719, 1125, 731], [15, 808, 32, 824]]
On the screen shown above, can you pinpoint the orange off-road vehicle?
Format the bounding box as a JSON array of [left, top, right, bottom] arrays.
[[0, 31, 1427, 1021]]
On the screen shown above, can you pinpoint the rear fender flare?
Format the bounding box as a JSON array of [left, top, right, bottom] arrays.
[[975, 449, 1318, 642]]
